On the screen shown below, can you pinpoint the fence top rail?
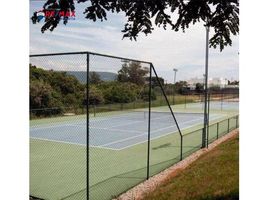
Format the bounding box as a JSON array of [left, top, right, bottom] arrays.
[[182, 114, 239, 137], [30, 51, 152, 64], [30, 51, 89, 57]]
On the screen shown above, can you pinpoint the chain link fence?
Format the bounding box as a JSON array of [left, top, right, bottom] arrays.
[[30, 52, 239, 200]]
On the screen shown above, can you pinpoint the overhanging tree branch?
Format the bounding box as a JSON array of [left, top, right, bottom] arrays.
[[31, 0, 239, 51]]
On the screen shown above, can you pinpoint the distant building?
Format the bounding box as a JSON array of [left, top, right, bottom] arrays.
[[187, 77, 204, 90], [209, 77, 229, 88], [187, 77, 229, 89]]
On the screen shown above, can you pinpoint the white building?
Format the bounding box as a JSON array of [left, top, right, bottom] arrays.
[[209, 77, 228, 88], [187, 77, 229, 89]]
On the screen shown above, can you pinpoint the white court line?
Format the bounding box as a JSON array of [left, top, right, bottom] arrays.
[[30, 116, 208, 151], [64, 119, 145, 132], [114, 115, 223, 150], [87, 112, 143, 122], [96, 119, 144, 129], [30, 123, 85, 130], [108, 114, 213, 136], [99, 116, 209, 148], [30, 137, 117, 151], [30, 113, 145, 130], [30, 118, 144, 131], [30, 111, 203, 130], [92, 114, 179, 131], [90, 126, 142, 134], [31, 114, 223, 151]]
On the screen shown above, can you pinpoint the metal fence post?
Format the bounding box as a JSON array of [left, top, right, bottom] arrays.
[[227, 118, 230, 133], [146, 65, 152, 180], [86, 52, 90, 200], [202, 25, 209, 148], [217, 122, 219, 139], [206, 92, 210, 148], [180, 135, 183, 161]]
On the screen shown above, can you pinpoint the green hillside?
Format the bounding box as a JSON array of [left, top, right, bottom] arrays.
[[67, 71, 117, 83]]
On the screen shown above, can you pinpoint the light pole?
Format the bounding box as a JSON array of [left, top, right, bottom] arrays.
[[202, 25, 209, 148], [173, 68, 178, 105]]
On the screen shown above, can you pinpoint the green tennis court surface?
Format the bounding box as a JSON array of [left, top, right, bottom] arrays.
[[30, 102, 238, 200]]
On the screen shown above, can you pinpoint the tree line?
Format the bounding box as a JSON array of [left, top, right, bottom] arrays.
[[30, 61, 238, 117], [30, 62, 154, 117]]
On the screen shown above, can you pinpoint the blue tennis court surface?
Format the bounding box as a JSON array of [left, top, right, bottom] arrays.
[[30, 111, 223, 150]]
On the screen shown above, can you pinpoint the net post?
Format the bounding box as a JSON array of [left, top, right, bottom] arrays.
[[86, 52, 90, 200], [146, 64, 152, 180]]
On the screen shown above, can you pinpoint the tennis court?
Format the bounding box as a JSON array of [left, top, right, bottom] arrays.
[[30, 102, 238, 200], [29, 51, 239, 200], [30, 111, 223, 151]]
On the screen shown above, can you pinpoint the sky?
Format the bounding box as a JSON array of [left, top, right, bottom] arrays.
[[30, 1, 239, 83]]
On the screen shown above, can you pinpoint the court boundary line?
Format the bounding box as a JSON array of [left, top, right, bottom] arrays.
[[30, 114, 223, 151], [99, 114, 222, 149], [30, 137, 118, 151], [31, 116, 206, 151], [99, 117, 205, 148], [111, 115, 223, 150]]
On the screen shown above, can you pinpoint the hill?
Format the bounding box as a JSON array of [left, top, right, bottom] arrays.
[[66, 71, 117, 83]]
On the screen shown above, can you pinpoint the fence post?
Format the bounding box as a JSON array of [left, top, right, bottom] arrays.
[[86, 52, 90, 200], [217, 122, 219, 139], [236, 115, 238, 128], [146, 64, 152, 180], [227, 118, 230, 133], [206, 92, 210, 148], [180, 135, 183, 161]]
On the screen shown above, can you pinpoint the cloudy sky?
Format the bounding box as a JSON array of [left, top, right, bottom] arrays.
[[30, 1, 239, 83]]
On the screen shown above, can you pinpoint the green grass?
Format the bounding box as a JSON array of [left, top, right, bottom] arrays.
[[142, 134, 239, 200]]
